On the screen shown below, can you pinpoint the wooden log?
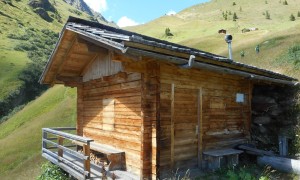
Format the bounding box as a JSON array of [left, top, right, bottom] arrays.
[[258, 156, 300, 174], [238, 145, 275, 156]]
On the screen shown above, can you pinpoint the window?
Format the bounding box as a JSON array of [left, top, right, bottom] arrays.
[[236, 93, 245, 103]]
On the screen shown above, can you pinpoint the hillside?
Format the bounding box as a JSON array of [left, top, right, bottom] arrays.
[[0, 0, 114, 119], [1, 0, 300, 178]]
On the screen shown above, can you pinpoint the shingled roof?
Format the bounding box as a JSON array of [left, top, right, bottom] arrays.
[[40, 16, 298, 85]]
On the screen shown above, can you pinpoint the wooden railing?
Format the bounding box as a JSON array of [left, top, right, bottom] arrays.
[[42, 127, 94, 180]]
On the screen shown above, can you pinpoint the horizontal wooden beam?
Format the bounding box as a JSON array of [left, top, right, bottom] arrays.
[[43, 128, 93, 143], [56, 76, 83, 83]]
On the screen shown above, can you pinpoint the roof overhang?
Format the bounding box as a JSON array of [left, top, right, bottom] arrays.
[[40, 16, 298, 86]]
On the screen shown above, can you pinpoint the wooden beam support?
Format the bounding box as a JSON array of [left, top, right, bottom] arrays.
[[56, 75, 83, 83], [197, 87, 203, 168], [58, 136, 64, 158], [170, 83, 175, 169], [79, 54, 98, 76], [83, 143, 91, 178], [55, 35, 78, 77]]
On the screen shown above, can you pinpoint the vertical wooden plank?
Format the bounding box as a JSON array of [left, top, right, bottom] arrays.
[[170, 83, 175, 169], [247, 81, 253, 137], [140, 71, 146, 179], [77, 85, 83, 136], [155, 63, 161, 179], [197, 87, 203, 168], [58, 136, 64, 158], [83, 143, 91, 178]]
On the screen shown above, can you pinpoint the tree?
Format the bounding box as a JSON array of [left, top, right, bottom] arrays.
[[233, 2, 236, 6], [265, 0, 268, 4], [283, 0, 288, 5], [165, 28, 173, 36], [229, 11, 232, 15], [224, 13, 228, 20], [239, 6, 242, 12], [265, 11, 270, 19], [240, 51, 245, 58], [298, 11, 300, 17], [290, 14, 296, 21], [233, 12, 238, 21]]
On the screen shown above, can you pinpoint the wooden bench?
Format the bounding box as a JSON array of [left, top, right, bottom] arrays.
[[73, 141, 126, 171], [203, 148, 243, 171]]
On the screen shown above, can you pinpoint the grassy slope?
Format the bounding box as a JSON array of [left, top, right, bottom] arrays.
[[1, 0, 300, 178], [0, 0, 91, 100], [0, 85, 76, 178]]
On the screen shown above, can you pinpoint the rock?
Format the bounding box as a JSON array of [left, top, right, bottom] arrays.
[[252, 96, 276, 104], [253, 116, 271, 125], [33, 8, 53, 22], [258, 125, 268, 133], [28, 0, 56, 12]]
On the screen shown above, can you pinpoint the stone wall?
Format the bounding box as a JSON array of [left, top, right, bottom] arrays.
[[251, 84, 299, 154]]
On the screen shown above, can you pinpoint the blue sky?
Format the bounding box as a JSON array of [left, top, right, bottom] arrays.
[[83, 0, 209, 27]]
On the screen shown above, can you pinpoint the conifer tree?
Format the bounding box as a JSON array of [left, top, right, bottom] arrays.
[[290, 14, 296, 21], [266, 11, 270, 19], [233, 12, 238, 21], [283, 0, 288, 5]]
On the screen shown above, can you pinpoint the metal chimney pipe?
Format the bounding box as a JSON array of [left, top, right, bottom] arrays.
[[224, 34, 233, 61], [228, 42, 233, 60]]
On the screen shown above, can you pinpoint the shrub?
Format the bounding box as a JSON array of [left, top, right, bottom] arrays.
[[283, 0, 288, 5], [165, 27, 173, 36], [37, 162, 70, 180], [224, 13, 228, 20], [7, 34, 30, 40], [290, 14, 296, 21], [233, 12, 238, 21], [266, 11, 271, 19], [233, 2, 236, 6]]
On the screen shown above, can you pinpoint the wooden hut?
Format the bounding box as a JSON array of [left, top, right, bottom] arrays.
[[40, 17, 298, 179]]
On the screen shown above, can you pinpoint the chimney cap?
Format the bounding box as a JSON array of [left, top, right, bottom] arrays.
[[225, 34, 233, 43]]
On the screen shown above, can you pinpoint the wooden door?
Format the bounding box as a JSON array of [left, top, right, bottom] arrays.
[[170, 85, 202, 169]]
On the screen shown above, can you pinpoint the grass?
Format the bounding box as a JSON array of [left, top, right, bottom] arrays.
[[0, 0, 92, 100], [1, 0, 300, 178], [0, 50, 28, 100], [201, 164, 298, 180], [0, 85, 76, 177]]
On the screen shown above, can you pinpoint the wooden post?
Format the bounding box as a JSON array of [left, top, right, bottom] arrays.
[[83, 143, 91, 178], [77, 85, 83, 136], [170, 83, 175, 169], [58, 136, 64, 158], [42, 130, 47, 149], [197, 88, 203, 168]]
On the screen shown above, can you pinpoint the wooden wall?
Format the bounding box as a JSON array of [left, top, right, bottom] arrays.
[[159, 63, 251, 175], [123, 60, 160, 179], [83, 51, 123, 82], [78, 71, 143, 175]]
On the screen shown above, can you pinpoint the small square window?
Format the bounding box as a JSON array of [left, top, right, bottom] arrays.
[[236, 93, 245, 103]]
